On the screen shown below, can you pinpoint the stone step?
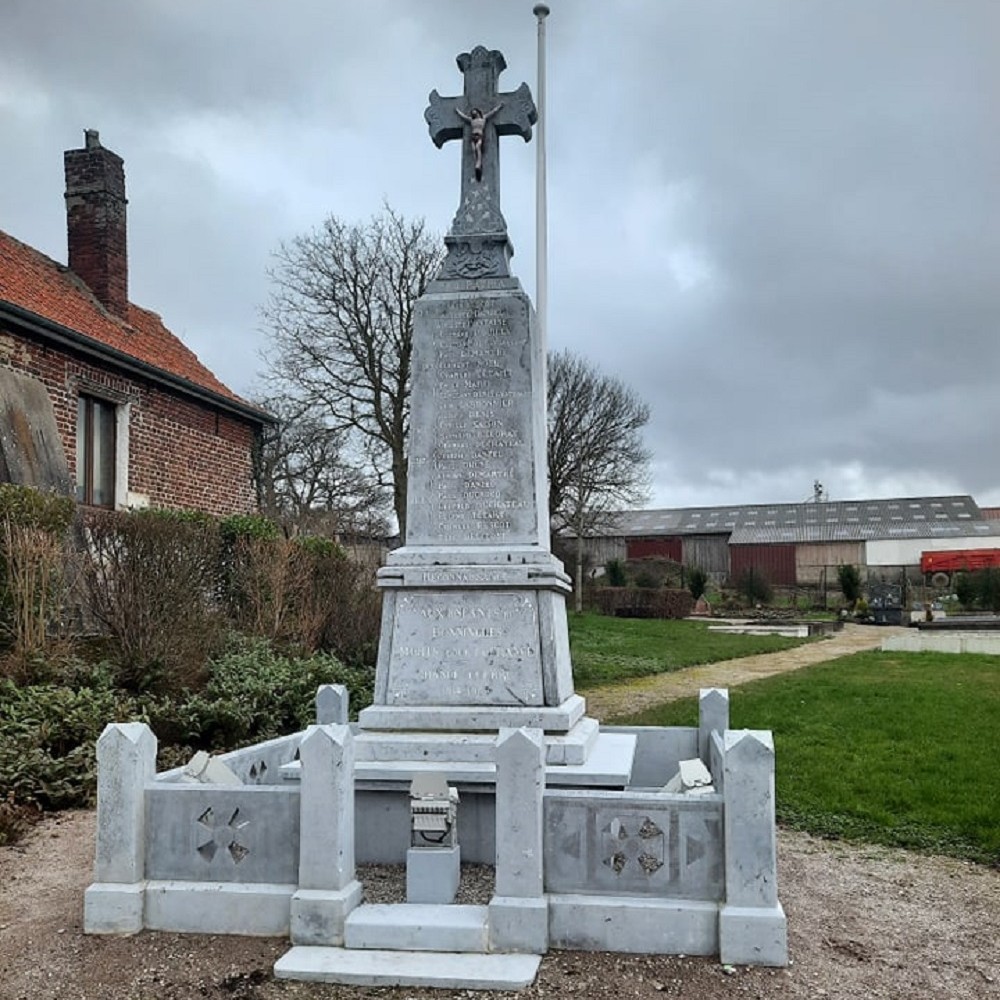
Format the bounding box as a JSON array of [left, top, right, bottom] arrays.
[[344, 903, 488, 953], [274, 946, 541, 991]]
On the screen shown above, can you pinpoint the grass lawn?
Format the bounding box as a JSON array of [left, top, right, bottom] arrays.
[[615, 650, 1000, 866], [567, 612, 814, 689]]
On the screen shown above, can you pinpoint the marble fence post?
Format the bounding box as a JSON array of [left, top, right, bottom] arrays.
[[315, 684, 349, 725], [698, 688, 730, 767], [289, 724, 362, 945], [719, 730, 788, 966], [489, 727, 548, 953], [84, 722, 157, 933]]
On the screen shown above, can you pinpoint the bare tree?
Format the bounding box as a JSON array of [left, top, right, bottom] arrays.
[[254, 393, 390, 538], [547, 350, 651, 611], [261, 206, 444, 542]]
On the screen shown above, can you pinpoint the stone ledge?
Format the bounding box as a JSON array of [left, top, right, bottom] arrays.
[[358, 695, 585, 733], [274, 946, 541, 990]]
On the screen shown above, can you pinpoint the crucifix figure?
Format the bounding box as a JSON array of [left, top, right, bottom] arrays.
[[425, 46, 537, 278], [454, 103, 503, 181]]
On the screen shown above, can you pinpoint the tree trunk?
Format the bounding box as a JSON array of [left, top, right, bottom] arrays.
[[575, 530, 584, 614]]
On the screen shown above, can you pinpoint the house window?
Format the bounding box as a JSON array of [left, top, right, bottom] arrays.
[[76, 395, 117, 507]]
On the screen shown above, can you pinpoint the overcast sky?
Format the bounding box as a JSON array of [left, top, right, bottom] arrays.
[[2, 1, 997, 509]]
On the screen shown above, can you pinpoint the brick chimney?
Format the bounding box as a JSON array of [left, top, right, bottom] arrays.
[[64, 129, 129, 319]]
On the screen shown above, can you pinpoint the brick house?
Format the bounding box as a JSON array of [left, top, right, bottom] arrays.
[[0, 130, 271, 516]]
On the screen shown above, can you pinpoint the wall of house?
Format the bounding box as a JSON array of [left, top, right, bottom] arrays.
[[0, 324, 258, 516]]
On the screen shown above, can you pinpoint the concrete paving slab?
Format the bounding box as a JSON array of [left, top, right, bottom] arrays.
[[274, 946, 541, 990], [345, 902, 487, 952]]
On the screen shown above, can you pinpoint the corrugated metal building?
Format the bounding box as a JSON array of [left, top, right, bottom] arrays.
[[579, 495, 1000, 588]]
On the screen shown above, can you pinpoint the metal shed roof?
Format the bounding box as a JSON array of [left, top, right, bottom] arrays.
[[609, 496, 994, 543]]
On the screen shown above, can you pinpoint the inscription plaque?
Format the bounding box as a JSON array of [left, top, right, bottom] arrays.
[[406, 295, 540, 546], [386, 591, 544, 706]]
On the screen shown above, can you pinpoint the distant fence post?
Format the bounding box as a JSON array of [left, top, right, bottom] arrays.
[[84, 722, 157, 933], [719, 729, 788, 966], [290, 724, 362, 945]]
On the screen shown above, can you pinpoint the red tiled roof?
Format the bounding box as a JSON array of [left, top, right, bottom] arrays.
[[0, 229, 253, 409]]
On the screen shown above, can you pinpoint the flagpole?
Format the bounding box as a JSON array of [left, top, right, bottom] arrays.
[[534, 4, 550, 350]]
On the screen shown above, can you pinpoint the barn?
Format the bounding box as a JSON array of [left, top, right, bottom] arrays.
[[582, 496, 1000, 594]]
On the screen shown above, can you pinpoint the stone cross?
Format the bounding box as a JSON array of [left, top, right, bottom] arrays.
[[425, 46, 537, 278]]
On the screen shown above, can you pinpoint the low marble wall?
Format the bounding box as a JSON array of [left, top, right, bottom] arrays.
[[543, 789, 724, 900]]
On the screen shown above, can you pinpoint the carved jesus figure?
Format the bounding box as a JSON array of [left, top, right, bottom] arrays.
[[455, 103, 502, 181]]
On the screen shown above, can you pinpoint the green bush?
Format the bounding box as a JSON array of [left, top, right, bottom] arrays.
[[0, 636, 374, 816], [737, 566, 772, 605], [147, 633, 374, 751], [0, 484, 75, 534], [837, 564, 862, 605], [604, 559, 627, 588], [0, 667, 140, 809], [686, 565, 708, 602], [955, 572, 976, 609]]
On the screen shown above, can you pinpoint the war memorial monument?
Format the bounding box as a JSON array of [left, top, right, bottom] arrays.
[[83, 45, 787, 991]]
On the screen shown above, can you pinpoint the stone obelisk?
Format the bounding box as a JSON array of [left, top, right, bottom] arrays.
[[359, 46, 581, 735]]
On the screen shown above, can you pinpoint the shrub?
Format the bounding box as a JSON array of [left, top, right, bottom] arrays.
[[0, 668, 140, 810], [837, 564, 862, 606], [592, 587, 693, 619], [955, 572, 976, 610], [604, 559, 627, 587], [634, 569, 660, 590], [147, 634, 374, 751], [79, 508, 223, 691], [686, 565, 708, 602], [737, 567, 772, 605], [0, 486, 76, 670]]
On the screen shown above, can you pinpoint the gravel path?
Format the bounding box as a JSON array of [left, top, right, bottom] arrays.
[[582, 622, 908, 721]]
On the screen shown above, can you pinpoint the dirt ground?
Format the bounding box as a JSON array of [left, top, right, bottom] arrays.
[[1, 810, 998, 1000], [3, 624, 997, 1000]]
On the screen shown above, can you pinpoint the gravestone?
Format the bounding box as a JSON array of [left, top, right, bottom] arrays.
[[360, 47, 579, 736]]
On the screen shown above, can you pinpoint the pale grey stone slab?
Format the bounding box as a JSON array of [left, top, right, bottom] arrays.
[[83, 882, 144, 935], [719, 902, 788, 966], [358, 694, 585, 732], [290, 883, 364, 947], [543, 790, 724, 899], [298, 725, 355, 891], [348, 731, 634, 788], [157, 733, 300, 786], [381, 590, 546, 706], [547, 894, 719, 955], [488, 895, 548, 953], [353, 715, 597, 766], [406, 846, 461, 904], [722, 730, 778, 910], [315, 684, 348, 725], [94, 723, 156, 884], [406, 290, 547, 549], [144, 785, 299, 884], [699, 689, 730, 765], [605, 726, 699, 788], [384, 545, 570, 570], [344, 903, 488, 953], [144, 880, 294, 935], [274, 947, 541, 990], [495, 728, 545, 898]]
